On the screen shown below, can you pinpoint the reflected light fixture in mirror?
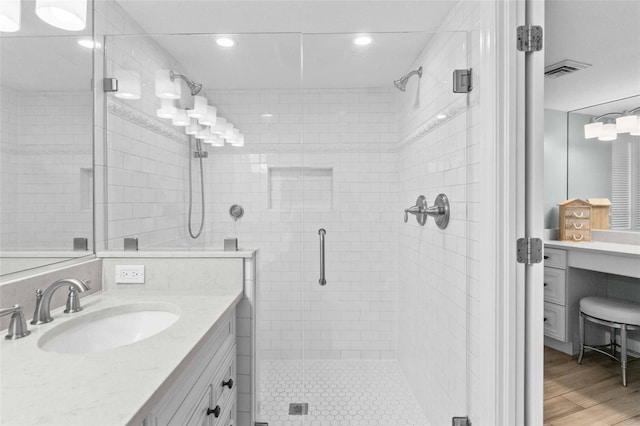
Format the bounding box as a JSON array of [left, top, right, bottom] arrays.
[[353, 35, 372, 46], [172, 109, 190, 126], [35, 0, 87, 31], [185, 118, 199, 135], [155, 69, 181, 99], [187, 95, 208, 118], [216, 37, 235, 48], [113, 70, 141, 100], [156, 99, 177, 119], [616, 110, 640, 133], [599, 119, 617, 141], [198, 106, 217, 126], [0, 0, 21, 32]]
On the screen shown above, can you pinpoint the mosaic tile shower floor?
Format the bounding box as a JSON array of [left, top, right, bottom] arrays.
[[257, 359, 429, 426]]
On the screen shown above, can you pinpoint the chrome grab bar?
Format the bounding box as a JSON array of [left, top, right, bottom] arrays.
[[318, 228, 326, 286]]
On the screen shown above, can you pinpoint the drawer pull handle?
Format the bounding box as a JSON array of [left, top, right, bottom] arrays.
[[573, 223, 584, 229], [222, 378, 234, 389], [207, 406, 221, 418], [572, 211, 584, 218], [572, 234, 584, 241], [543, 255, 549, 260]]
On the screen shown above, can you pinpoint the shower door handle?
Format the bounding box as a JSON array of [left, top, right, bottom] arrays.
[[318, 229, 326, 286]]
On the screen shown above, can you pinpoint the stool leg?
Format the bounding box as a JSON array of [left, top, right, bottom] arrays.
[[610, 326, 617, 356], [621, 325, 627, 387], [578, 311, 585, 364]]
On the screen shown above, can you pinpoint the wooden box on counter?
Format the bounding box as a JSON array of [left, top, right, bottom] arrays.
[[587, 198, 611, 230], [558, 198, 591, 242]]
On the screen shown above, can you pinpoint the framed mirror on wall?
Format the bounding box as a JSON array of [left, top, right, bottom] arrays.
[[0, 3, 95, 277]]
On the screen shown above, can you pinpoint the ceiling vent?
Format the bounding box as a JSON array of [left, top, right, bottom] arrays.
[[544, 59, 591, 79]]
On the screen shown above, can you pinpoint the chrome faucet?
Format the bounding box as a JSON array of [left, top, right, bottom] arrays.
[[31, 278, 91, 325]]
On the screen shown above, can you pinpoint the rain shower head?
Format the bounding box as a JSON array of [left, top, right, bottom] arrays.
[[394, 66, 423, 91], [170, 71, 203, 96]]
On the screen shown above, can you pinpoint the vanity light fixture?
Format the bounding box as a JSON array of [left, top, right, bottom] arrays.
[[156, 99, 177, 119], [353, 35, 372, 46], [208, 135, 225, 147], [0, 0, 21, 32], [198, 106, 217, 126], [172, 108, 190, 126], [209, 117, 228, 135], [35, 0, 87, 31], [230, 134, 245, 147], [187, 95, 208, 118], [584, 106, 640, 140], [113, 70, 141, 100], [155, 69, 182, 99], [616, 110, 640, 134], [598, 119, 618, 142], [216, 37, 235, 48]]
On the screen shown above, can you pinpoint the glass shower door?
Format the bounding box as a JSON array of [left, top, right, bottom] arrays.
[[293, 31, 471, 425]]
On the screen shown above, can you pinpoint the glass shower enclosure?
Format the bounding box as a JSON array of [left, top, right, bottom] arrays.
[[103, 29, 471, 426]]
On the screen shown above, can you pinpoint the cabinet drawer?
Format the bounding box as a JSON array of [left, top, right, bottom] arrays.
[[214, 394, 235, 426], [544, 302, 566, 341], [564, 229, 591, 242], [184, 386, 212, 426], [564, 207, 590, 219], [564, 218, 590, 231], [544, 267, 566, 305], [213, 344, 236, 408], [544, 248, 566, 269]]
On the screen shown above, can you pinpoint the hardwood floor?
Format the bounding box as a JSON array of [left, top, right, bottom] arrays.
[[544, 346, 640, 425]]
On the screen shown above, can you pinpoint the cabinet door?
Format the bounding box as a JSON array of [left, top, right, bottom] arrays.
[[184, 385, 213, 426]]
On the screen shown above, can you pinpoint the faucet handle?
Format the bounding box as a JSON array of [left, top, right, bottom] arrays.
[[0, 305, 31, 340], [64, 287, 83, 314]]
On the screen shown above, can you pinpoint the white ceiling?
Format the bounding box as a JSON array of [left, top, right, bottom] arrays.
[[544, 0, 640, 112], [116, 0, 456, 90]]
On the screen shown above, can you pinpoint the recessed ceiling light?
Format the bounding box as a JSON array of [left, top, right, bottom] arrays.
[[437, 113, 447, 120], [77, 39, 96, 49], [353, 35, 372, 46], [216, 37, 235, 48]]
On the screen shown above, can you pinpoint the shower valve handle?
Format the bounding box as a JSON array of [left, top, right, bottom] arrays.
[[404, 196, 428, 226]]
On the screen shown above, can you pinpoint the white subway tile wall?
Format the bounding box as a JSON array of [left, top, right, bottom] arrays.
[[0, 87, 93, 249]]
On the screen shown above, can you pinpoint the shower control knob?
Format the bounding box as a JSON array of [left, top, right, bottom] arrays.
[[207, 406, 221, 417], [222, 378, 234, 389]]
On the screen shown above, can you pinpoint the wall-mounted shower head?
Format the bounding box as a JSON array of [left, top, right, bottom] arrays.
[[170, 71, 203, 96], [393, 66, 423, 92]]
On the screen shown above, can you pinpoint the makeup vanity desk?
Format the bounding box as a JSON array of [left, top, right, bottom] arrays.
[[543, 239, 640, 355]]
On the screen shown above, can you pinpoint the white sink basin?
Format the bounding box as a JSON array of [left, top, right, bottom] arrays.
[[38, 302, 180, 354]]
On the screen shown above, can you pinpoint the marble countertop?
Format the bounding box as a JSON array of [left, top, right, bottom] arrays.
[[545, 240, 640, 257], [0, 289, 242, 426]]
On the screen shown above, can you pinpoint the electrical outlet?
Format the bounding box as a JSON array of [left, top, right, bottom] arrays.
[[115, 265, 145, 284]]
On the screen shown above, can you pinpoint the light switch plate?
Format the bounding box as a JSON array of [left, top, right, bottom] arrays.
[[115, 265, 145, 284]]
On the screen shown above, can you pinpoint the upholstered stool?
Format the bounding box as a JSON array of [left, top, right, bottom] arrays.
[[578, 296, 640, 386]]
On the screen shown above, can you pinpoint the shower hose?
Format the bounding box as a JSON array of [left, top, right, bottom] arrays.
[[188, 136, 205, 239]]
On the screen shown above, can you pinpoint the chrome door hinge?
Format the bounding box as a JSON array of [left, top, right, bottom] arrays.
[[452, 416, 471, 426], [517, 237, 543, 264], [517, 25, 543, 52]]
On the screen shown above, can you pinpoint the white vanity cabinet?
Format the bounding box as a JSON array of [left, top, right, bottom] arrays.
[[543, 248, 568, 341], [146, 312, 237, 426]]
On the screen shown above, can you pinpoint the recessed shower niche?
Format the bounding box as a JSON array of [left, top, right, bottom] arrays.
[[268, 167, 333, 211]]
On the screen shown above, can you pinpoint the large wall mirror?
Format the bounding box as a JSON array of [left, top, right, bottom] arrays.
[[0, 8, 94, 277], [544, 0, 640, 233]]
